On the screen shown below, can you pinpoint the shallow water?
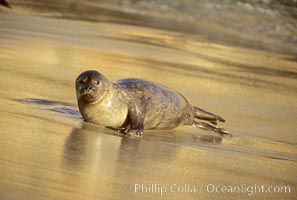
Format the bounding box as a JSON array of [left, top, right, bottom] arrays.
[[8, 0, 297, 54], [0, 6, 297, 200]]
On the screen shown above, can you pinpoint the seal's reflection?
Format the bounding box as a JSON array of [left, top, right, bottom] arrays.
[[63, 127, 88, 169], [192, 134, 223, 144], [63, 122, 180, 172], [63, 122, 223, 172], [63, 122, 124, 170]]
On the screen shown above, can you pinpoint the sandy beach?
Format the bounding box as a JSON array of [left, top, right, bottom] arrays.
[[0, 2, 297, 199]]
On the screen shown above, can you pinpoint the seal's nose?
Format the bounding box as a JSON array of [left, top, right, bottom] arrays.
[[86, 86, 93, 92]]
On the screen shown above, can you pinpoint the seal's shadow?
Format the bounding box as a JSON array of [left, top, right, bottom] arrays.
[[14, 98, 81, 120]]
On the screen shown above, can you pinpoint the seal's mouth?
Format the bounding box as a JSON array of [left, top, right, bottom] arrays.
[[81, 93, 94, 99], [78, 88, 105, 104], [78, 90, 97, 102]]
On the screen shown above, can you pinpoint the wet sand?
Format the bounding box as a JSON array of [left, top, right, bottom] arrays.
[[0, 7, 297, 199]]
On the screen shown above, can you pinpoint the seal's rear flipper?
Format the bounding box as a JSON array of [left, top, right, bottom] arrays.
[[194, 106, 225, 123], [193, 121, 230, 136]]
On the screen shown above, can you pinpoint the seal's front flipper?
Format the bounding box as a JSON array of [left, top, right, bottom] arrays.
[[194, 121, 229, 136], [123, 102, 146, 136], [127, 129, 143, 136], [194, 106, 225, 123]]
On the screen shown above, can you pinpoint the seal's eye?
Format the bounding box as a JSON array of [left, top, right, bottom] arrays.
[[95, 80, 100, 85]]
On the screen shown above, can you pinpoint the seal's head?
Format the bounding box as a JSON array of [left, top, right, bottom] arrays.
[[75, 70, 110, 104]]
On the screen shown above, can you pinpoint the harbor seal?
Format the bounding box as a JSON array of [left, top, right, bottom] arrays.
[[76, 70, 228, 136]]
